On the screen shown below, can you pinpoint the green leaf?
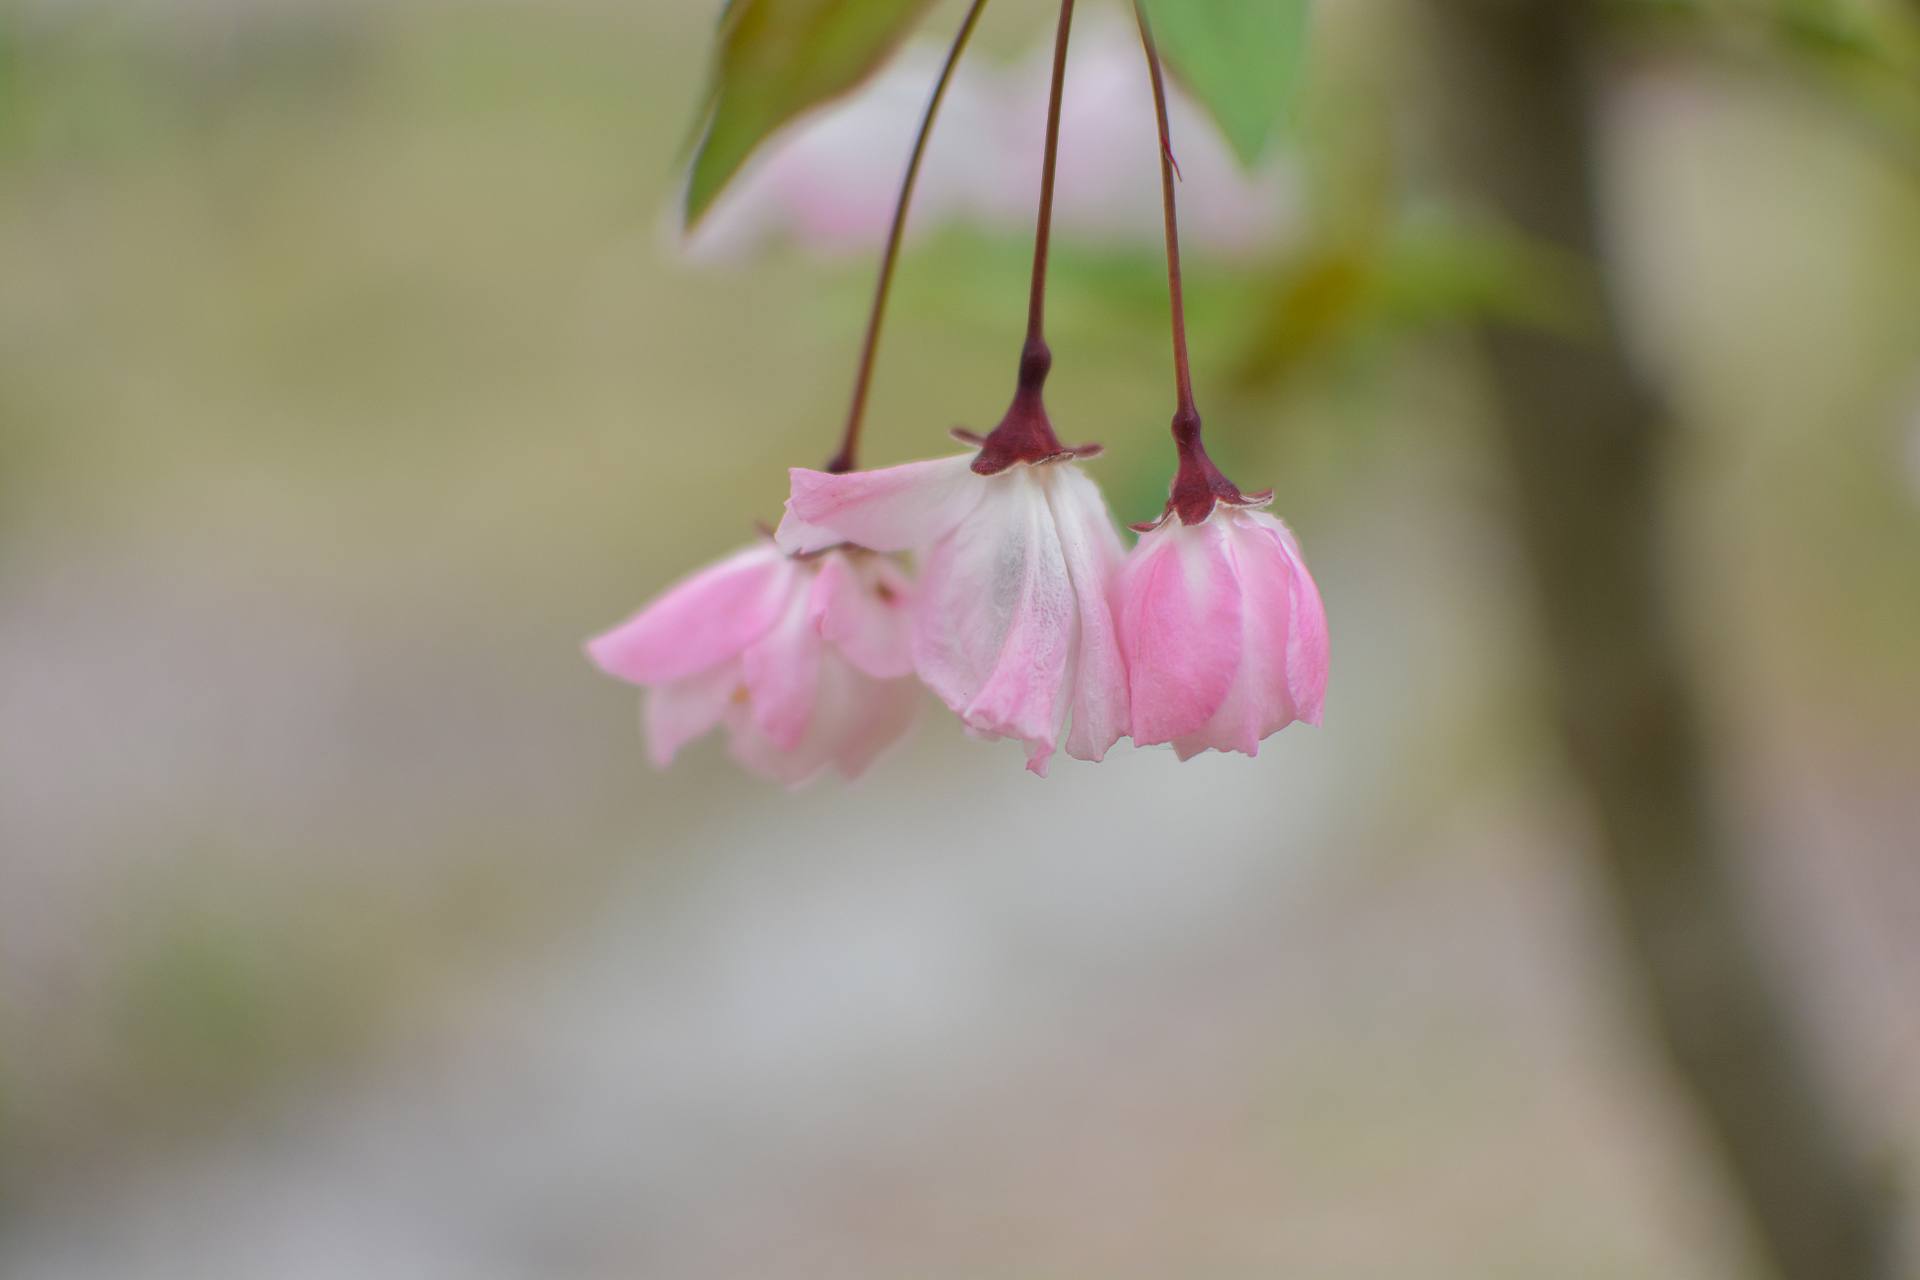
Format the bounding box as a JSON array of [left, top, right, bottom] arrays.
[[1140, 0, 1310, 168], [684, 0, 939, 228]]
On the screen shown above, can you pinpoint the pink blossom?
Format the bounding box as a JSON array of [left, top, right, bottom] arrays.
[[1120, 506, 1328, 760], [777, 452, 1130, 777], [586, 541, 918, 785]]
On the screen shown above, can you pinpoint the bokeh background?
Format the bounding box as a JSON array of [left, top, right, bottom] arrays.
[[2, 0, 1918, 1276]]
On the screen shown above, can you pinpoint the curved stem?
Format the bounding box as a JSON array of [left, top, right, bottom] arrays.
[[826, 0, 992, 475], [1134, 0, 1198, 435]]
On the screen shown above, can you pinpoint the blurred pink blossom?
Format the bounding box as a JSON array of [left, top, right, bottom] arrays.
[[992, 14, 1297, 254], [682, 44, 1006, 264], [682, 14, 1297, 263]]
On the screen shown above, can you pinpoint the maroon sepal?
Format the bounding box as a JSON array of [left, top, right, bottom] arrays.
[[953, 426, 1101, 472], [1131, 428, 1272, 532], [961, 338, 1102, 475]]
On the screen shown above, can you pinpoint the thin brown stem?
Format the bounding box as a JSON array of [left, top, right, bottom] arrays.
[[826, 0, 992, 475], [1134, 0, 1198, 433], [1025, 0, 1077, 353]]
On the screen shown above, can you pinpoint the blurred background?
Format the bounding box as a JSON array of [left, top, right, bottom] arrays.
[[2, 0, 1917, 1276]]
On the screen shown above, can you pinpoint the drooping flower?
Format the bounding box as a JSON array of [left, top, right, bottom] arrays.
[[585, 540, 919, 785], [776, 420, 1129, 777], [1104, 0, 1330, 765], [1119, 447, 1328, 760]]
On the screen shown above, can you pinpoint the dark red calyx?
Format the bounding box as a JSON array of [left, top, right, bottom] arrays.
[[1133, 424, 1272, 531], [964, 338, 1102, 475], [964, 396, 1078, 474]]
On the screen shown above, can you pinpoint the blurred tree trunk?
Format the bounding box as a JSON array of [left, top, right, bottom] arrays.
[[1420, 1, 1899, 1277]]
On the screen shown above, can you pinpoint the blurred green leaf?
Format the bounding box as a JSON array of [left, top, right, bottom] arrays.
[[685, 0, 938, 227], [1233, 213, 1590, 392], [1234, 245, 1372, 390], [1140, 0, 1310, 167], [0, 17, 19, 152], [1374, 213, 1590, 333], [116, 919, 285, 1102]]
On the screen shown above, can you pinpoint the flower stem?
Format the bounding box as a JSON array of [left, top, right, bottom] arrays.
[[1134, 0, 1197, 441], [1022, 0, 1076, 378], [825, 0, 992, 475]]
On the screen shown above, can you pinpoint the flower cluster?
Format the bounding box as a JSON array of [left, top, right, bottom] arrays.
[[588, 0, 1329, 785], [589, 426, 1326, 783]]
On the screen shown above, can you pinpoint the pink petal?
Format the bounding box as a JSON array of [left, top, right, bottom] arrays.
[[770, 509, 844, 554], [778, 454, 986, 554], [586, 543, 794, 686], [724, 693, 832, 788], [1257, 514, 1329, 727], [739, 579, 825, 752], [913, 467, 1074, 775], [725, 651, 917, 786], [831, 670, 921, 779], [642, 663, 742, 768], [808, 550, 915, 679], [1046, 464, 1131, 763], [1122, 518, 1243, 746]]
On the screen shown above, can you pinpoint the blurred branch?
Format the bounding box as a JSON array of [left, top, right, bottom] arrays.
[[1420, 1, 1902, 1278]]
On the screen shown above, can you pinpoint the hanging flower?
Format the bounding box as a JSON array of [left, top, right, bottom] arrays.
[[1119, 447, 1328, 760], [585, 540, 919, 785], [776, 409, 1130, 776]]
